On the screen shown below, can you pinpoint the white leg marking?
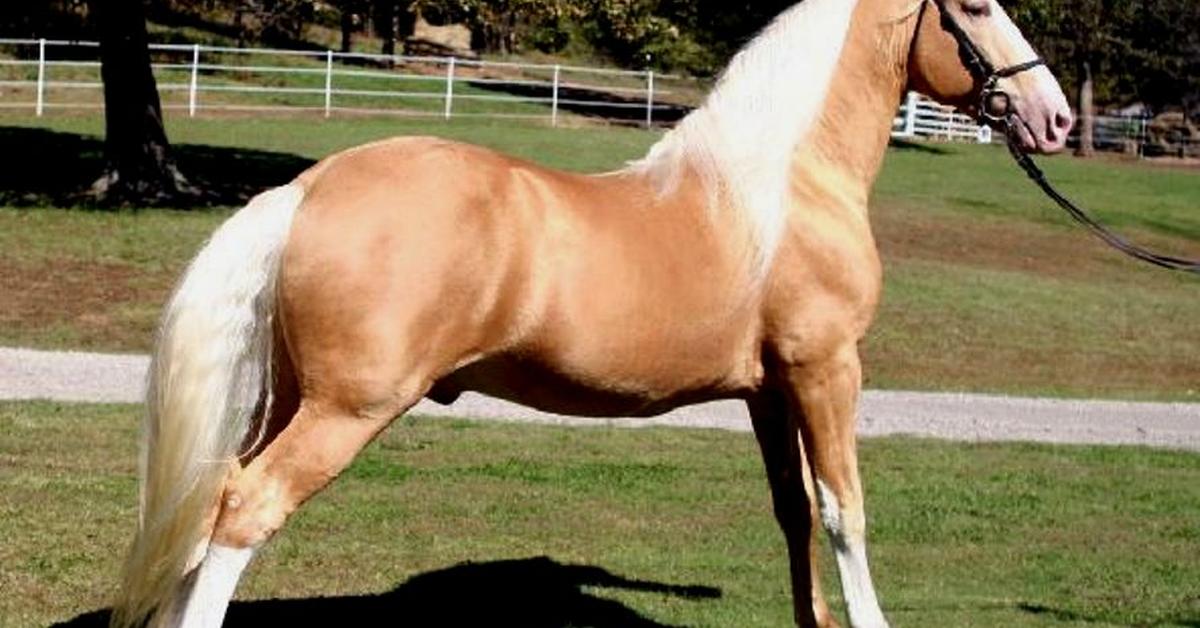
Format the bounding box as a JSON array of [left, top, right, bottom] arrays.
[[161, 544, 255, 628], [817, 480, 889, 628]]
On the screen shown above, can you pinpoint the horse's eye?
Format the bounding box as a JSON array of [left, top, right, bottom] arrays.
[[962, 1, 992, 18]]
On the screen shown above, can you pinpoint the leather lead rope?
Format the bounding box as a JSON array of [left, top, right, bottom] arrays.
[[931, 0, 1199, 275], [1003, 121, 1200, 274]]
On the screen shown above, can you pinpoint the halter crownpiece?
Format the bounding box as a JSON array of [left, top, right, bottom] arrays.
[[931, 0, 1200, 274]]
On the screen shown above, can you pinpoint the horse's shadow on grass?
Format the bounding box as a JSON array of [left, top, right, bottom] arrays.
[[888, 137, 953, 154], [53, 556, 721, 627], [466, 80, 692, 128], [0, 126, 315, 209], [1018, 602, 1200, 626]]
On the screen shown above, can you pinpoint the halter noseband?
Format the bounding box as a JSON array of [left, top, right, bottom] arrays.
[[931, 0, 1046, 126]]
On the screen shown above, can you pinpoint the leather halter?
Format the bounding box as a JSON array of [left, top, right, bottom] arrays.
[[931, 0, 1047, 126], [927, 0, 1200, 274]]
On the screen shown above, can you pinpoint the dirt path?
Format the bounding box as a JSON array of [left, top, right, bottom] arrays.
[[2, 346, 1196, 451]]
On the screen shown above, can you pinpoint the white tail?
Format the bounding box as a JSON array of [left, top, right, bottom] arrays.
[[112, 184, 304, 628]]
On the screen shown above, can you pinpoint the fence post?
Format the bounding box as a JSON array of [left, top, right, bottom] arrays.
[[35, 38, 46, 117], [644, 70, 655, 129], [1138, 116, 1147, 159], [551, 64, 561, 127], [188, 43, 200, 117], [324, 50, 333, 118], [903, 91, 918, 137], [648, 69, 657, 129], [444, 57, 456, 120]]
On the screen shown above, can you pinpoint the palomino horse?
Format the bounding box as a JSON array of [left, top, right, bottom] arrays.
[[113, 0, 1072, 626]]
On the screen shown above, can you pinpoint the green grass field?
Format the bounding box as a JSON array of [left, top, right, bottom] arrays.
[[2, 402, 1197, 627], [1, 114, 1196, 400]]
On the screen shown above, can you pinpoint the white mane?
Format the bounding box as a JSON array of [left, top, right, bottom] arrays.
[[631, 0, 860, 274]]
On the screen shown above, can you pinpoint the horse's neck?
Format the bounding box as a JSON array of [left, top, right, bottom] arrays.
[[632, 0, 867, 271], [629, 0, 914, 272], [790, 2, 916, 214]]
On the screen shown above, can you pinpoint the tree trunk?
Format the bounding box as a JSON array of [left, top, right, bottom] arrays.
[[340, 6, 354, 53], [375, 0, 395, 58], [91, 0, 192, 204], [397, 2, 415, 42], [233, 5, 246, 47], [1075, 59, 1095, 157]]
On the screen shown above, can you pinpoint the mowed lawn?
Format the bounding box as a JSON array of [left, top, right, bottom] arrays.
[[0, 114, 1197, 401], [2, 401, 1198, 627]]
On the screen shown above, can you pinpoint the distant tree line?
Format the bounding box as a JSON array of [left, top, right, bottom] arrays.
[[1, 0, 1195, 203], [7, 1, 1196, 113]]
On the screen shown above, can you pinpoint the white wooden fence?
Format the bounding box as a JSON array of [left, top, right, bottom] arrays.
[[893, 90, 994, 143], [0, 38, 992, 142]]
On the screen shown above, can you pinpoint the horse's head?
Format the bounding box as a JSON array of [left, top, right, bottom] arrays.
[[907, 0, 1073, 154]]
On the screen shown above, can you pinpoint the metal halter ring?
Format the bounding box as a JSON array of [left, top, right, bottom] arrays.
[[977, 58, 1046, 125]]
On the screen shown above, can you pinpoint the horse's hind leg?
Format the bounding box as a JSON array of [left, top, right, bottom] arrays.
[[748, 391, 838, 628], [212, 395, 418, 548], [783, 345, 887, 628], [168, 382, 426, 628]]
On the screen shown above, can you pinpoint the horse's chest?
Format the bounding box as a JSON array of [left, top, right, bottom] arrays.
[[761, 222, 883, 359]]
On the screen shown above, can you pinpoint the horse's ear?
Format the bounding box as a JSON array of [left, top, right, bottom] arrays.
[[907, 0, 977, 109]]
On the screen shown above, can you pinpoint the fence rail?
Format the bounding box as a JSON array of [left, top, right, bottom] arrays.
[[0, 38, 998, 143], [1068, 114, 1200, 158], [893, 91, 993, 144], [0, 38, 704, 127]]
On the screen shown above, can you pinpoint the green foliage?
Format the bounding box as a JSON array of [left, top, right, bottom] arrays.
[[242, 0, 318, 44], [419, 0, 575, 54], [1008, 0, 1200, 114], [0, 0, 91, 39]]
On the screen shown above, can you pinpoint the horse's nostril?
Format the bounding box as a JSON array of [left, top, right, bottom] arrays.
[[1042, 109, 1073, 146], [1054, 110, 1074, 134]]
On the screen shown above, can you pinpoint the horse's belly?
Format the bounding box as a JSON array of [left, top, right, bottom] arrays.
[[432, 339, 761, 418]]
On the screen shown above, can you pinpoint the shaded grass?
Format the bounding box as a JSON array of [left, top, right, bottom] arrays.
[[4, 115, 653, 178], [0, 115, 1197, 400], [2, 401, 1199, 627]]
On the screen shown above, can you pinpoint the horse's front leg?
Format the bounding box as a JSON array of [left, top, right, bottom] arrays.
[[747, 391, 838, 627], [783, 344, 888, 628]]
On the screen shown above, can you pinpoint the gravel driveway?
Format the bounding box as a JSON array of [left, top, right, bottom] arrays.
[[1, 346, 1196, 451]]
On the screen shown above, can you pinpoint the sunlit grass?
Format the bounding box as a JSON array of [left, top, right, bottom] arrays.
[[2, 402, 1197, 627]]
